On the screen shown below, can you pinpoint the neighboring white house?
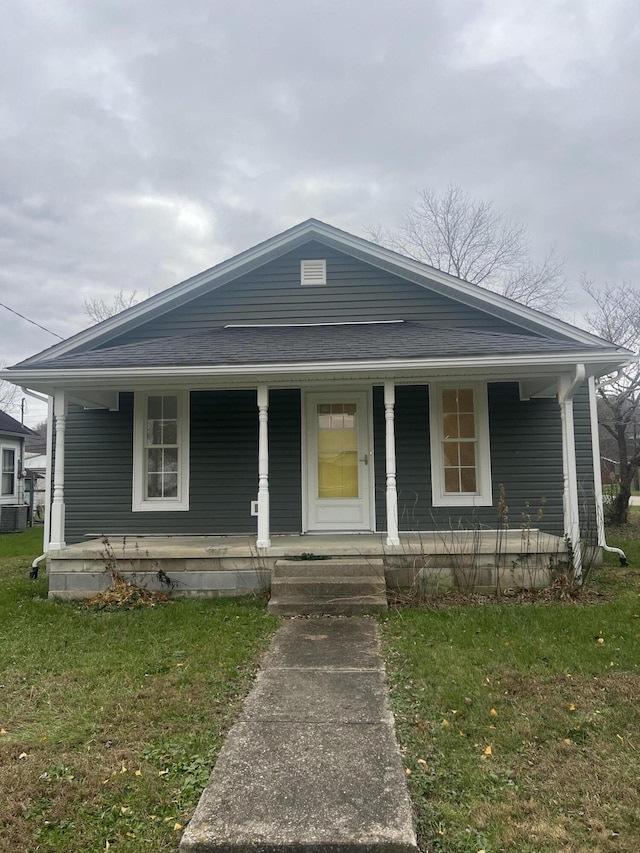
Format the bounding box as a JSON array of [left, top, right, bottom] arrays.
[[0, 410, 35, 532]]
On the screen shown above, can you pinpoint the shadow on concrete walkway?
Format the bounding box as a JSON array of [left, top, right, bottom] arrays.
[[180, 617, 417, 852]]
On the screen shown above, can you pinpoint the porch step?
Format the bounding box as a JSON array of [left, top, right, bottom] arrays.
[[268, 559, 388, 616]]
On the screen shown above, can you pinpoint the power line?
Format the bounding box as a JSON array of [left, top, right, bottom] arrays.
[[0, 301, 64, 340]]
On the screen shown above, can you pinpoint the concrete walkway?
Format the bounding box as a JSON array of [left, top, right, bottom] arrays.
[[180, 618, 417, 852]]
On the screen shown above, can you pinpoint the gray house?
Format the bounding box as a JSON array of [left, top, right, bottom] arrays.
[[4, 220, 631, 601]]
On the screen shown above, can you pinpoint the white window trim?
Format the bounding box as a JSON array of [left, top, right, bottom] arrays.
[[428, 382, 493, 508], [132, 391, 190, 512], [1, 444, 17, 499]]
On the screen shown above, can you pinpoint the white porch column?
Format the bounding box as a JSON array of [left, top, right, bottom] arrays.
[[49, 390, 67, 551], [43, 395, 54, 551], [384, 380, 400, 547], [256, 385, 270, 549], [558, 366, 585, 581]]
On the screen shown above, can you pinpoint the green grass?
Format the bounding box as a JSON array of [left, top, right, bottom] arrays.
[[0, 531, 278, 852], [381, 534, 640, 852], [0, 526, 43, 558], [4, 526, 640, 852]]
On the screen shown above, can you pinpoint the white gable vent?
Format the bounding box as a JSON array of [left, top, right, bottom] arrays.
[[300, 259, 326, 286]]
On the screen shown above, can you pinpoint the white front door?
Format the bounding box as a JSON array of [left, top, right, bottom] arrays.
[[304, 391, 373, 532]]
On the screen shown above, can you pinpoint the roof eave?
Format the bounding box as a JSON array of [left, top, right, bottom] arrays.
[[4, 350, 631, 393]]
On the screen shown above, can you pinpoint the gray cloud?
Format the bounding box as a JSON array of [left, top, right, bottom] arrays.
[[1, 0, 639, 388]]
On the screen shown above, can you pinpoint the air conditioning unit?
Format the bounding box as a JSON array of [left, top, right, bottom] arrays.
[[0, 505, 28, 533]]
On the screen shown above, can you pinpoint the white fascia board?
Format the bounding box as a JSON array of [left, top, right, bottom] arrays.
[[4, 349, 631, 390], [18, 219, 622, 366]]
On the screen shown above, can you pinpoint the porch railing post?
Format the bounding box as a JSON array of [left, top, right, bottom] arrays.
[[384, 380, 400, 547], [49, 389, 67, 551], [256, 385, 270, 549]]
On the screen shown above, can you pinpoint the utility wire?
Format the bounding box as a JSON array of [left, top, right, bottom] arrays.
[[0, 301, 64, 340]]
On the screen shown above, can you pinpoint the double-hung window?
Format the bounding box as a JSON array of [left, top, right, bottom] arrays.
[[132, 392, 190, 511], [429, 384, 492, 507], [1, 447, 16, 497]]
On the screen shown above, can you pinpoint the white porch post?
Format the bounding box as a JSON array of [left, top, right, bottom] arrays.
[[384, 380, 400, 547], [43, 395, 54, 551], [558, 366, 585, 581], [49, 390, 67, 551], [256, 385, 270, 549]]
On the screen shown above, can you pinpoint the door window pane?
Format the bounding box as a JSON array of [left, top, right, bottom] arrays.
[[317, 403, 359, 499]]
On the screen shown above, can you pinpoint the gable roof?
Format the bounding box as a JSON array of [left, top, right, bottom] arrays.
[[15, 219, 617, 368], [0, 410, 35, 437]]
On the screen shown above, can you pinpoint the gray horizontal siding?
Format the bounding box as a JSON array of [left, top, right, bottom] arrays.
[[64, 389, 302, 543], [102, 242, 537, 347]]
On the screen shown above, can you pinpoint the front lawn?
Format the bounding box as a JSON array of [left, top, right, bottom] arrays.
[[0, 531, 278, 853], [382, 536, 640, 852]]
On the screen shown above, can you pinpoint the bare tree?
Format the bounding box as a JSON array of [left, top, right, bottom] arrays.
[[582, 275, 640, 525], [369, 184, 567, 312], [0, 359, 20, 417], [83, 289, 140, 324]]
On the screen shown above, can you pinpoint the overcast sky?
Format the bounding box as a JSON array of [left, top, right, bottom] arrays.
[[2, 0, 639, 424]]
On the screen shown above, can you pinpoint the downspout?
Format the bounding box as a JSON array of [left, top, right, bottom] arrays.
[[30, 395, 54, 579], [559, 364, 585, 582], [588, 375, 628, 565]]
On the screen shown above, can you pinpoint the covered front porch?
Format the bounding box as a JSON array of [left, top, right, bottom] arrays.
[[47, 529, 569, 599]]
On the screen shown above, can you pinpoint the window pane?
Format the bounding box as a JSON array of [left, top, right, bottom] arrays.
[[162, 396, 178, 419], [2, 473, 14, 495], [442, 443, 459, 467], [2, 448, 14, 472], [459, 442, 476, 466], [444, 468, 460, 492], [457, 388, 474, 412], [458, 414, 475, 438], [442, 389, 458, 413], [162, 420, 178, 445], [147, 473, 162, 498], [443, 413, 459, 438], [460, 468, 477, 492], [147, 448, 162, 473], [147, 420, 163, 445], [163, 473, 178, 498], [164, 448, 179, 472], [147, 396, 163, 420]]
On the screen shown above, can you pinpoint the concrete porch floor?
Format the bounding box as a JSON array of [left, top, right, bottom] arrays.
[[47, 530, 568, 599], [54, 528, 566, 559]]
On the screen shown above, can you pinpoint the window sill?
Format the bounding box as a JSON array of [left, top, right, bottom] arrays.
[[132, 500, 189, 513]]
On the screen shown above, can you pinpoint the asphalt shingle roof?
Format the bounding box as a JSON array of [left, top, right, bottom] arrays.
[[0, 410, 34, 436], [26, 321, 601, 371]]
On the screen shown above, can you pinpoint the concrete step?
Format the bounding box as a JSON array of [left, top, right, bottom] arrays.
[[271, 577, 386, 599], [273, 558, 385, 579], [268, 596, 388, 616]]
